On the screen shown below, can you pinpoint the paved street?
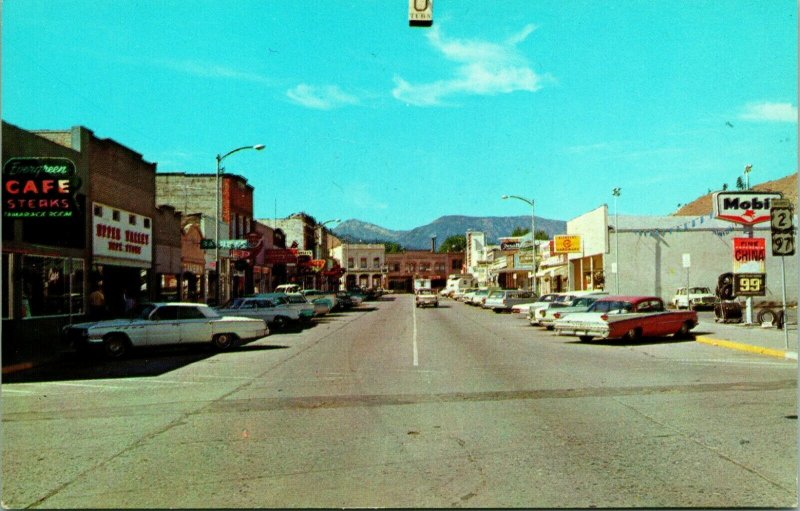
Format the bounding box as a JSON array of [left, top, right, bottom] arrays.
[[2, 295, 797, 508]]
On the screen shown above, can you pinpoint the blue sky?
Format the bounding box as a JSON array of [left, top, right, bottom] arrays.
[[4, 1, 797, 230]]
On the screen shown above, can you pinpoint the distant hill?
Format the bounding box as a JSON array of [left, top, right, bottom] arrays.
[[674, 172, 797, 216], [333, 215, 567, 249]]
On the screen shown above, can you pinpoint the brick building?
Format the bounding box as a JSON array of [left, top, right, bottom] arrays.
[[156, 172, 256, 302], [258, 213, 343, 290], [2, 123, 168, 366], [385, 250, 464, 292]]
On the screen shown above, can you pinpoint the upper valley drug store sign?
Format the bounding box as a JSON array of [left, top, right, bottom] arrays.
[[92, 202, 152, 268], [3, 157, 81, 218]]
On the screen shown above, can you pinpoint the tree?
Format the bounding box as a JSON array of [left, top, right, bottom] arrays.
[[383, 241, 404, 254], [438, 234, 466, 253], [534, 229, 549, 241], [735, 176, 745, 190], [722, 183, 728, 191], [511, 226, 529, 237]]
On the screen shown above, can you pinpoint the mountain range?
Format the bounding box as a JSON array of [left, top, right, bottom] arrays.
[[332, 215, 567, 249]]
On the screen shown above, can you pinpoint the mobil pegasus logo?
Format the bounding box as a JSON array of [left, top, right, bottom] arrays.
[[712, 191, 783, 226]]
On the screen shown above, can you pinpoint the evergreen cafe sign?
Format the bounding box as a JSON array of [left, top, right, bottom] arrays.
[[3, 158, 81, 218]]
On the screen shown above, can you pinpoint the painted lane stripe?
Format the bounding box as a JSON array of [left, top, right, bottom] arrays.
[[412, 298, 419, 367]]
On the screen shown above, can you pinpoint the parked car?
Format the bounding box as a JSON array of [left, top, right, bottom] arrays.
[[217, 297, 302, 329], [483, 289, 537, 312], [511, 293, 561, 316], [459, 288, 479, 302], [467, 288, 492, 306], [252, 293, 316, 321], [553, 295, 697, 342], [302, 289, 338, 310], [672, 286, 716, 310], [336, 290, 363, 308], [536, 294, 607, 329], [62, 302, 268, 358], [530, 291, 608, 326], [415, 288, 439, 308]]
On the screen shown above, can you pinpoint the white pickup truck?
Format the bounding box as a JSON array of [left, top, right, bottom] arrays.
[[415, 288, 439, 308]]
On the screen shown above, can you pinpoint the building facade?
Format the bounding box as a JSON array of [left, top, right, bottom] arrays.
[[155, 172, 255, 303], [385, 250, 463, 292], [567, 204, 798, 305], [2, 123, 170, 365], [331, 244, 386, 290]]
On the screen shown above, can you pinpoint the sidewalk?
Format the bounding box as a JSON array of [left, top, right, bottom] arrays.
[[694, 319, 798, 361]]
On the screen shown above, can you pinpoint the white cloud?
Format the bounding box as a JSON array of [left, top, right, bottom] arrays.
[[739, 102, 798, 123], [157, 59, 275, 85], [286, 84, 359, 110], [392, 24, 548, 106]]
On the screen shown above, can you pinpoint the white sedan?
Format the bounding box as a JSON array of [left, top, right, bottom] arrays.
[[63, 302, 269, 358]]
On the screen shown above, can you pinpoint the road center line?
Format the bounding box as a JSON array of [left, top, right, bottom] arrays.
[[412, 298, 419, 367]]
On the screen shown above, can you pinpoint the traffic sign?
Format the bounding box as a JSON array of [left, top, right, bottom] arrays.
[[200, 239, 216, 249], [770, 201, 795, 256]]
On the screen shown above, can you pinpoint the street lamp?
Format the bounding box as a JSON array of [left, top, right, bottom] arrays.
[[315, 219, 340, 260], [612, 187, 621, 294], [501, 194, 537, 294], [215, 144, 265, 305]]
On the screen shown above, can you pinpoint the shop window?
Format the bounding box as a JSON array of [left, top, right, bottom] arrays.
[[20, 255, 85, 318], [347, 258, 354, 269], [360, 257, 367, 269]]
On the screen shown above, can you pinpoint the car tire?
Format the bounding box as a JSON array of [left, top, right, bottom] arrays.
[[579, 335, 593, 342], [103, 334, 129, 359], [757, 308, 776, 325], [272, 316, 288, 330], [674, 321, 694, 339], [624, 328, 641, 342], [213, 333, 236, 351]]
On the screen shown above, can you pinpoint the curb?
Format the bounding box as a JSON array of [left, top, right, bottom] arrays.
[[695, 336, 797, 361]]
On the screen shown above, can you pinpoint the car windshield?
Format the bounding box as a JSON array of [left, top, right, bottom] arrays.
[[690, 287, 711, 294], [589, 301, 633, 313], [140, 304, 157, 319], [572, 297, 596, 307]]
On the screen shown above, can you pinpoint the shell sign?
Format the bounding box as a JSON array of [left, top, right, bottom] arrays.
[[554, 235, 582, 254]]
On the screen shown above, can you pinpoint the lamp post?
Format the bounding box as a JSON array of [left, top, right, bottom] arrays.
[[214, 144, 265, 305], [501, 195, 537, 294], [612, 187, 621, 294], [315, 219, 341, 260]]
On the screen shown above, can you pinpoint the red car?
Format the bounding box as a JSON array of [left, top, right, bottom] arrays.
[[552, 295, 698, 342]]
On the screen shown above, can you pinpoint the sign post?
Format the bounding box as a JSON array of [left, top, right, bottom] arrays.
[[771, 198, 794, 348], [713, 191, 781, 324], [682, 253, 691, 301]]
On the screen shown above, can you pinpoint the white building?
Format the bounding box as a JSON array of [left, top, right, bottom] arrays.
[[331, 243, 386, 290], [566, 204, 797, 305]]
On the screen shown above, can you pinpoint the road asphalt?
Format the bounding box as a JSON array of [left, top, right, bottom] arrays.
[[2, 313, 798, 375]]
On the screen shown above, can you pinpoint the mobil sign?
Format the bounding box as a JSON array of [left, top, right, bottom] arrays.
[[712, 191, 782, 226]]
